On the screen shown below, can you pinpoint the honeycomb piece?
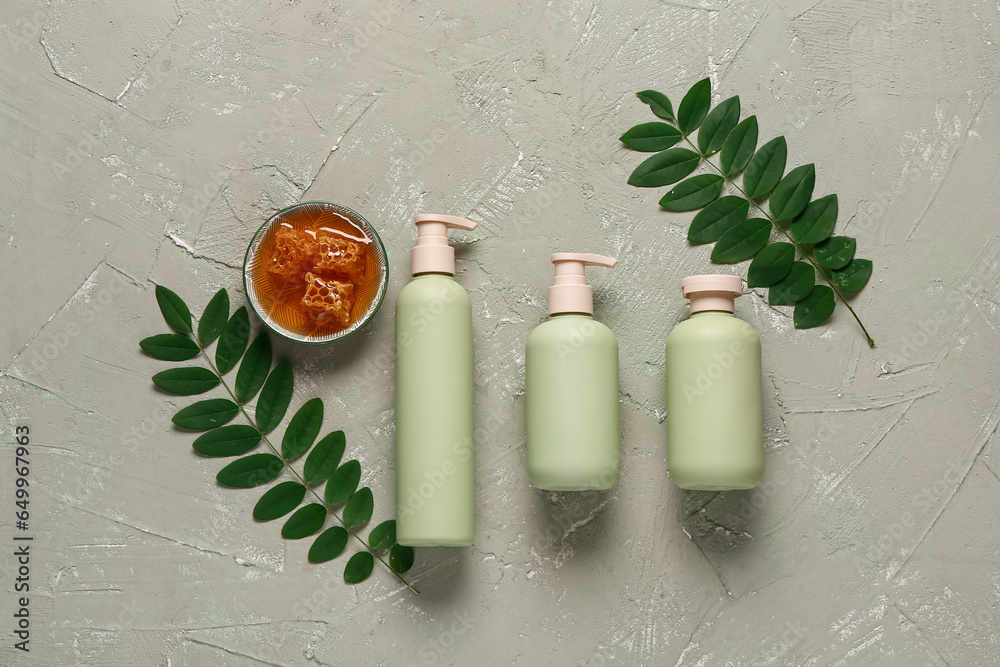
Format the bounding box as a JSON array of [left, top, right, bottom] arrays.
[[302, 272, 355, 326], [267, 226, 317, 278], [313, 230, 366, 282]]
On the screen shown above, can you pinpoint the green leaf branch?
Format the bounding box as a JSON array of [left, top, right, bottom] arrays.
[[141, 285, 418, 593], [623, 79, 875, 346]]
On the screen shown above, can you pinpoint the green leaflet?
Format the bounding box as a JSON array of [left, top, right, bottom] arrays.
[[281, 398, 324, 461], [791, 194, 838, 244], [767, 261, 815, 305], [235, 333, 271, 403], [677, 78, 711, 134], [636, 90, 674, 121], [216, 453, 283, 488], [344, 551, 375, 584], [216, 307, 250, 375], [769, 164, 815, 221], [152, 367, 220, 395], [140, 334, 200, 361], [390, 544, 415, 574], [743, 136, 787, 199], [173, 398, 240, 430], [833, 259, 873, 293], [627, 148, 701, 187], [688, 196, 750, 244], [325, 460, 362, 506], [747, 243, 795, 288], [711, 218, 772, 263], [281, 503, 327, 539], [255, 361, 294, 434], [720, 116, 758, 175], [253, 481, 307, 521], [814, 236, 856, 270], [344, 487, 374, 528], [369, 520, 397, 550], [309, 526, 350, 563], [794, 285, 836, 329], [697, 95, 740, 155], [192, 425, 261, 457], [659, 174, 724, 212], [619, 122, 682, 152], [155, 285, 192, 333], [303, 431, 346, 486], [198, 289, 229, 346]]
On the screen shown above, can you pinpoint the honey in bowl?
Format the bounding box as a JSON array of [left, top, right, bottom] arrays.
[[245, 203, 387, 342]]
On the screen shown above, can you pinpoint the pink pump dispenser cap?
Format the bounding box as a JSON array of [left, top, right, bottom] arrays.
[[411, 214, 478, 276], [548, 252, 618, 316], [681, 274, 744, 313]]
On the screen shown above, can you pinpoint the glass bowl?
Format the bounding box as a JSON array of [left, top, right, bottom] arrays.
[[243, 201, 388, 344]]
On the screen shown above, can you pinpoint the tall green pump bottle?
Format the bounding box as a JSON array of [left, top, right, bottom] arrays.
[[665, 274, 764, 490], [395, 214, 477, 546], [526, 253, 621, 490]]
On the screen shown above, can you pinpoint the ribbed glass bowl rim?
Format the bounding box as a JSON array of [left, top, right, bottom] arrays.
[[242, 201, 388, 345]]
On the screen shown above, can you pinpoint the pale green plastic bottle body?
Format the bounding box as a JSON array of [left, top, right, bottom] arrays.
[[526, 314, 621, 490], [665, 311, 764, 490], [395, 274, 474, 546]]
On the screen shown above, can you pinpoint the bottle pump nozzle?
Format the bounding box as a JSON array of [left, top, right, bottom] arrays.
[[411, 214, 478, 276], [681, 274, 744, 313], [548, 252, 618, 316]]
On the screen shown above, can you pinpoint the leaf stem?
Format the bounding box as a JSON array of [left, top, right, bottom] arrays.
[[682, 136, 875, 347], [194, 336, 419, 595]]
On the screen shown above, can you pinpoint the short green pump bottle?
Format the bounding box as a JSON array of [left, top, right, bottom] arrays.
[[526, 253, 621, 491], [395, 214, 477, 547], [665, 274, 764, 490]]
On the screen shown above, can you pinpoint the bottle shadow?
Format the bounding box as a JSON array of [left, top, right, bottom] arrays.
[[528, 487, 615, 562], [406, 545, 470, 603], [678, 488, 759, 555]]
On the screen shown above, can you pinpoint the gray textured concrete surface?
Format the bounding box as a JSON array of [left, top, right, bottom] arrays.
[[1, 0, 998, 665]]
